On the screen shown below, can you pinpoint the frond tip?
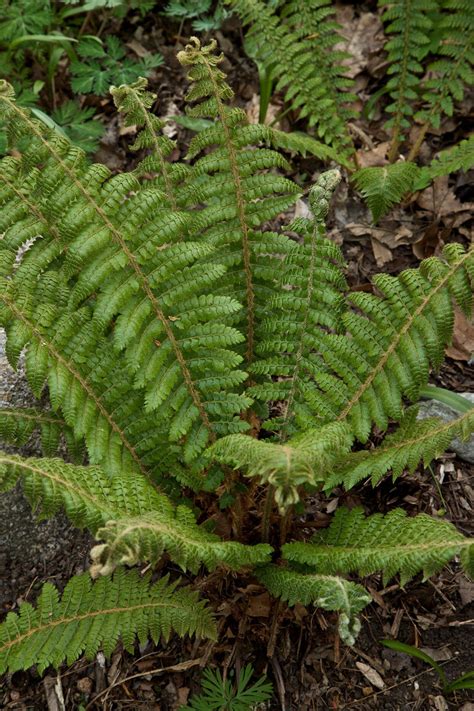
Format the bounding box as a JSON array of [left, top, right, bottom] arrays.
[[0, 568, 216, 675], [257, 565, 371, 645]]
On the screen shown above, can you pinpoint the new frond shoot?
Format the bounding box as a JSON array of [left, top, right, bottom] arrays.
[[0, 37, 473, 679]]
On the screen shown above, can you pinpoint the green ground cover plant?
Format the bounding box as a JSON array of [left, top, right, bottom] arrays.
[[0, 35, 472, 683]]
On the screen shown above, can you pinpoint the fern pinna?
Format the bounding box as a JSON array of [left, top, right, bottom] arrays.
[[0, 38, 473, 677]]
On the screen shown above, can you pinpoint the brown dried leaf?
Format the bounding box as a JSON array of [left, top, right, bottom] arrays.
[[446, 308, 474, 361], [355, 662, 385, 689], [356, 141, 390, 168], [247, 592, 272, 617]]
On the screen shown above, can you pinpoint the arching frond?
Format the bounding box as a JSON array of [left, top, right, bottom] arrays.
[[325, 407, 474, 490], [0, 569, 216, 675], [225, 0, 356, 154], [257, 565, 371, 645], [0, 453, 272, 574], [306, 243, 474, 441], [208, 423, 353, 511], [283, 507, 474, 585]]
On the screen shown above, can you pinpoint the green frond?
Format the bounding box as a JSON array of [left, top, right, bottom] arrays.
[[90, 511, 272, 577], [250, 171, 347, 435], [207, 423, 353, 512], [415, 134, 474, 189], [0, 80, 251, 462], [110, 77, 181, 207], [178, 37, 301, 366], [325, 407, 474, 490], [416, 0, 474, 131], [0, 452, 272, 574], [353, 162, 420, 222], [0, 568, 216, 675], [257, 565, 371, 645], [0, 407, 84, 460], [306, 242, 474, 441], [379, 0, 438, 157], [225, 0, 356, 154], [283, 507, 474, 585]]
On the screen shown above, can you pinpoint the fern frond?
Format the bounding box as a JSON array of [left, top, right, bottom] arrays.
[[416, 0, 474, 132], [178, 38, 300, 366], [111, 77, 183, 207], [325, 407, 474, 490], [353, 162, 420, 222], [0, 80, 251, 461], [0, 452, 272, 574], [415, 134, 474, 189], [380, 0, 438, 159], [250, 171, 347, 435], [306, 242, 473, 441], [0, 407, 84, 460], [225, 0, 356, 154], [207, 423, 353, 511], [0, 568, 216, 674], [257, 565, 371, 645], [283, 507, 474, 585]]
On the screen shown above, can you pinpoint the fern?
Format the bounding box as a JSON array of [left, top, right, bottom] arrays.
[[411, 0, 474, 158], [294, 242, 474, 442], [256, 565, 372, 646], [0, 407, 84, 460], [225, 0, 356, 155], [0, 568, 216, 674], [0, 452, 272, 574], [415, 134, 474, 189], [208, 423, 353, 512], [283, 507, 474, 585], [177, 38, 301, 365], [0, 38, 473, 676], [325, 407, 474, 490], [353, 162, 420, 222], [380, 0, 438, 160]]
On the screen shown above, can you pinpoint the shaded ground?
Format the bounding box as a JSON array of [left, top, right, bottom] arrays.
[[1, 3, 474, 710]]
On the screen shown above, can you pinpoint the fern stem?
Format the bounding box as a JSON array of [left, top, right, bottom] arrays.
[[337, 245, 474, 422], [0, 96, 215, 443], [0, 409, 65, 426], [199, 54, 256, 366], [0, 296, 150, 478], [261, 485, 275, 543]]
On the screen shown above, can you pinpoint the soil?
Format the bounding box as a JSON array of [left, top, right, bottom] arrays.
[[1, 3, 474, 710]]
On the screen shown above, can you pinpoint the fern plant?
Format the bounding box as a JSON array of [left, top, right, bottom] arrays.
[[0, 38, 473, 678]]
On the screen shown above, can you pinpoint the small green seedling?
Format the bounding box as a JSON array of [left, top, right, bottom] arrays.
[[181, 664, 273, 711]]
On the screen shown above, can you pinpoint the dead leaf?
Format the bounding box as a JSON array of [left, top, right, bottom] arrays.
[[356, 141, 390, 168], [431, 696, 449, 711], [355, 662, 385, 689], [247, 592, 272, 617], [458, 576, 474, 606], [336, 11, 385, 78], [417, 176, 474, 219], [446, 307, 474, 361], [245, 93, 280, 126], [420, 645, 452, 662], [370, 237, 393, 265], [126, 39, 151, 58]]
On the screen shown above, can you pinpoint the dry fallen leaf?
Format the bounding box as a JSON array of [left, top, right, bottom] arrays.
[[356, 662, 385, 689], [356, 141, 390, 168], [417, 176, 474, 220], [247, 592, 272, 617], [446, 307, 474, 361]]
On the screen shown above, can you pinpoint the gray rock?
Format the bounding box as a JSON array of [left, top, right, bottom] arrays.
[[417, 393, 474, 464]]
